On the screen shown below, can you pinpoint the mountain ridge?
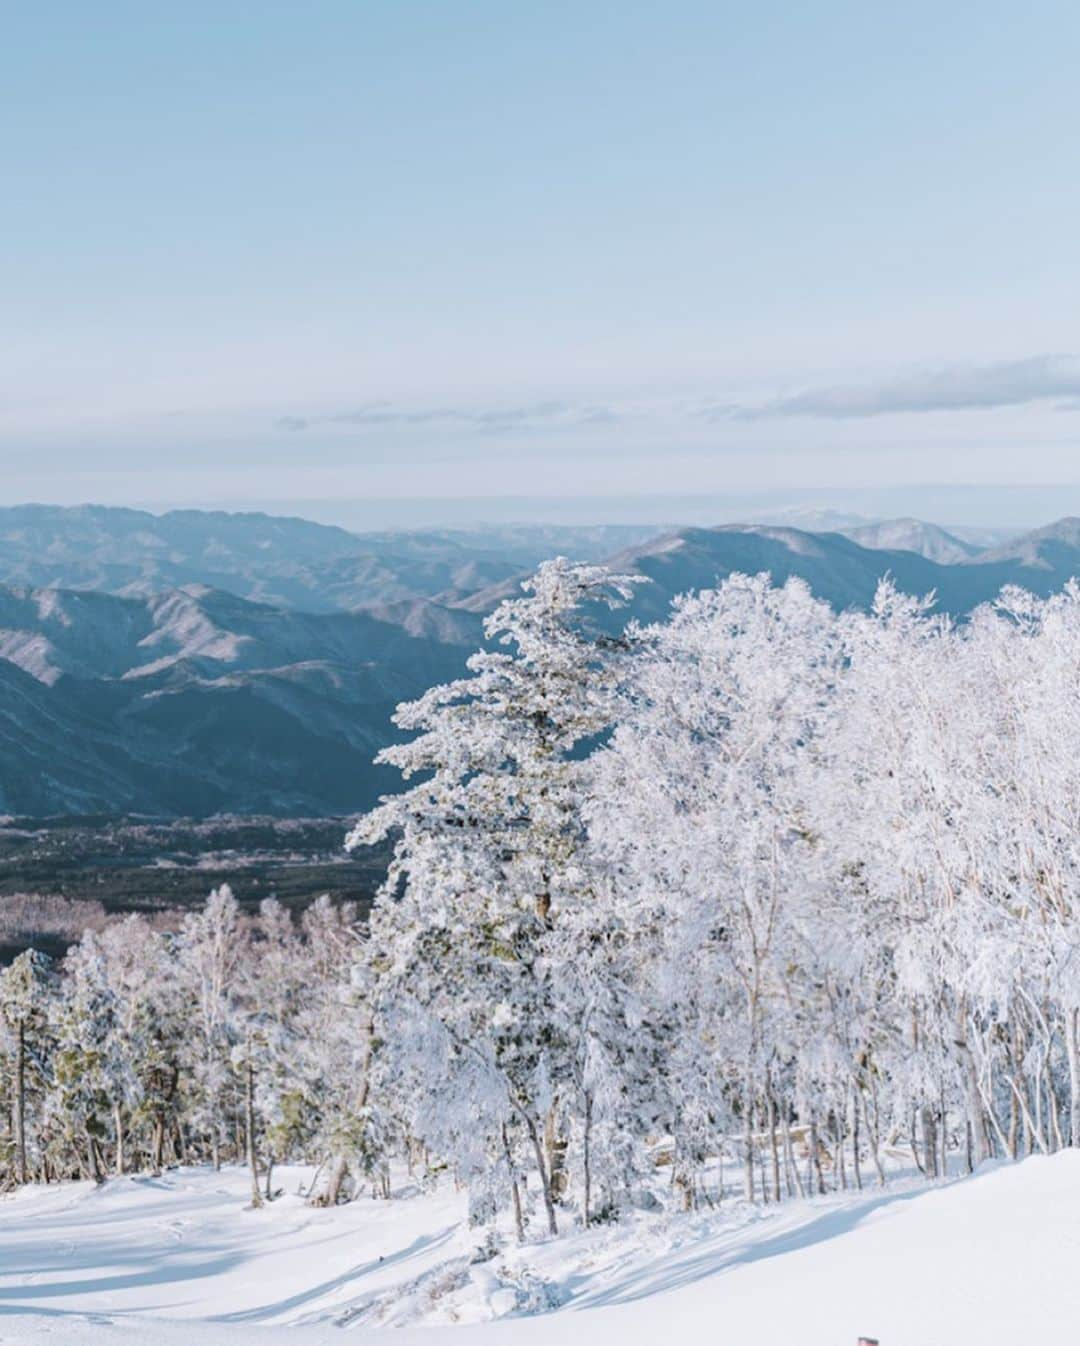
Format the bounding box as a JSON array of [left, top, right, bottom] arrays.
[[5, 506, 1080, 816]]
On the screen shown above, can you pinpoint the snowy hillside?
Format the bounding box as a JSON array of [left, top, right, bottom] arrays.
[[7, 556, 1080, 1344], [0, 1154, 1075, 1345], [841, 516, 981, 563]]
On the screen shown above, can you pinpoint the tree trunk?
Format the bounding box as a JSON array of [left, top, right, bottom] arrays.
[[14, 1019, 27, 1185], [319, 1154, 349, 1207], [809, 1115, 825, 1195], [151, 1117, 165, 1176], [672, 1144, 695, 1213], [114, 1102, 125, 1176], [1007, 1078, 1019, 1159], [523, 1110, 558, 1236], [851, 1087, 863, 1191], [921, 1104, 938, 1179], [931, 1082, 942, 1179], [804, 1122, 814, 1196], [864, 1079, 886, 1186], [501, 1124, 525, 1243], [245, 1060, 262, 1209], [743, 1085, 755, 1202], [1049, 1071, 1065, 1152], [582, 1092, 593, 1227], [955, 1006, 991, 1166], [767, 1091, 781, 1203], [88, 1135, 104, 1185], [1066, 1009, 1080, 1146], [544, 1106, 568, 1203], [782, 1103, 802, 1198], [980, 1068, 1015, 1162], [309, 1008, 371, 1212]]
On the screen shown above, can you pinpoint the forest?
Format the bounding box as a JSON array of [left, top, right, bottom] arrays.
[[3, 559, 1079, 1238]]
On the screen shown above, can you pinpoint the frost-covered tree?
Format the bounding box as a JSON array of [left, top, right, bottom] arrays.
[[297, 897, 380, 1207], [176, 885, 244, 1171], [348, 559, 639, 1234], [46, 934, 124, 1182], [93, 916, 183, 1175], [0, 949, 54, 1183], [588, 574, 842, 1202]]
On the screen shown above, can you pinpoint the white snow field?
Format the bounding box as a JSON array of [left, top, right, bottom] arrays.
[[0, 1153, 1075, 1346]]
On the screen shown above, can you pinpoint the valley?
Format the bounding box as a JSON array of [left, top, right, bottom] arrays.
[[0, 814, 385, 959]]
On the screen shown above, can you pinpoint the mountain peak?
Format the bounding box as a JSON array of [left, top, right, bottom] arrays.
[[841, 518, 980, 564]]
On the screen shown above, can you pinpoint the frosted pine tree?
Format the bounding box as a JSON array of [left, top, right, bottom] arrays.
[[348, 559, 639, 1234], [46, 934, 125, 1183], [0, 949, 54, 1184]]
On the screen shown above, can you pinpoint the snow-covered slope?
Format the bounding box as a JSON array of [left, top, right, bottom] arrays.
[[0, 1154, 1075, 1345], [842, 516, 982, 563]]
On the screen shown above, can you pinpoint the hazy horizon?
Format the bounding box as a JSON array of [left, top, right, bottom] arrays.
[[8, 482, 1080, 534]]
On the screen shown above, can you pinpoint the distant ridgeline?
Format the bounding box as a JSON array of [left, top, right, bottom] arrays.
[[1, 504, 1078, 816]]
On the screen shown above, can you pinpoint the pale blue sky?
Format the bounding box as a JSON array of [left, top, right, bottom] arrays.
[[3, 2, 1080, 516]]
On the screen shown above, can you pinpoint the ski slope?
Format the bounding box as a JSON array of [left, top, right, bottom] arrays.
[[0, 1153, 1074, 1345]]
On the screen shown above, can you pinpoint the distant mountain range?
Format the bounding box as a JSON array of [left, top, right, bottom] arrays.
[[3, 504, 1080, 816], [597, 520, 1080, 624], [0, 506, 656, 614]]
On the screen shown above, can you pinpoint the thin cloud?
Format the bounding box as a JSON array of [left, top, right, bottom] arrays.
[[732, 354, 1080, 421], [275, 400, 622, 435], [274, 357, 1080, 437]]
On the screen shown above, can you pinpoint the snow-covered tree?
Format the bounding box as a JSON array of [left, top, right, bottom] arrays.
[[0, 949, 54, 1183], [347, 559, 639, 1234], [175, 885, 244, 1171], [10, 560, 1080, 1237]]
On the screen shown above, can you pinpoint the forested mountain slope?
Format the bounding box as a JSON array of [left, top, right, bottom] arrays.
[[4, 507, 1080, 816], [0, 506, 656, 613], [0, 584, 473, 814]]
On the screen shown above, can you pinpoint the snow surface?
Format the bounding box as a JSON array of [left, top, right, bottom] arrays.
[[0, 1153, 1075, 1345]]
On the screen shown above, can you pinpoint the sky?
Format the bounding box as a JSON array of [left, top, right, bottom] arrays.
[[3, 1, 1080, 522]]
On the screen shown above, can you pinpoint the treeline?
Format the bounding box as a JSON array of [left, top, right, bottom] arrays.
[[0, 892, 367, 1205], [6, 561, 1080, 1235], [349, 564, 1080, 1229]]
